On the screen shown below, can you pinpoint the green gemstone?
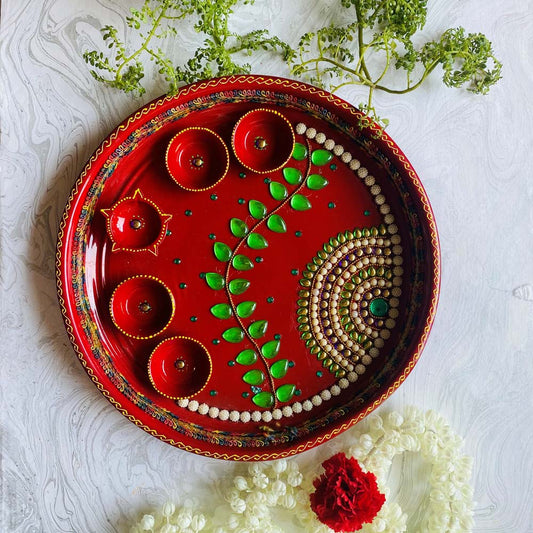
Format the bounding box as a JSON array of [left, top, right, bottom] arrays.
[[311, 149, 333, 166], [283, 167, 303, 185], [249, 199, 267, 219], [266, 297, 274, 303], [243, 369, 265, 386], [328, 202, 336, 209], [274, 334, 281, 340], [369, 298, 390, 317], [185, 209, 192, 216], [269, 181, 288, 201], [222, 327, 245, 343], [228, 278, 250, 295], [249, 320, 268, 339], [210, 303, 233, 319], [252, 391, 275, 408], [232, 254, 254, 271], [214, 242, 232, 262], [307, 174, 329, 190], [205, 272, 225, 290], [270, 359, 289, 379], [291, 194, 311, 211], [238, 198, 246, 204], [247, 233, 268, 250], [261, 339, 280, 359], [292, 143, 308, 161], [236, 301, 257, 318], [267, 214, 287, 233], [230, 218, 248, 238], [173, 258, 181, 264], [236, 349, 258, 365], [276, 384, 296, 403], [210, 194, 217, 200]]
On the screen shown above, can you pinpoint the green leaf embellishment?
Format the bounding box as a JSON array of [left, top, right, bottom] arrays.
[[283, 167, 303, 185], [269, 181, 287, 201], [222, 327, 245, 343], [249, 199, 267, 219], [311, 149, 333, 166], [236, 301, 257, 318], [236, 349, 258, 365], [291, 194, 312, 211], [261, 339, 280, 359], [307, 174, 329, 190], [270, 359, 289, 379], [232, 254, 254, 271], [253, 391, 275, 408], [228, 278, 250, 295], [214, 242, 232, 262], [292, 143, 308, 161], [247, 233, 268, 250], [248, 319, 268, 339], [205, 272, 225, 290], [243, 369, 265, 386], [267, 214, 287, 233], [210, 303, 233, 319], [276, 383, 296, 402], [230, 218, 248, 238]]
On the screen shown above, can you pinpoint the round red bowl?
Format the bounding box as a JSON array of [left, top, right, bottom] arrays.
[[109, 275, 175, 339], [166, 127, 229, 191], [232, 108, 295, 173], [101, 190, 171, 254], [148, 336, 212, 399]]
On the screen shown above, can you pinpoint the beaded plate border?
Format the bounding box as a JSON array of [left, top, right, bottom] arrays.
[[56, 75, 440, 460]]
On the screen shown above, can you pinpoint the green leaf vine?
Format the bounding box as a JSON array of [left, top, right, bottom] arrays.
[[205, 141, 333, 408]]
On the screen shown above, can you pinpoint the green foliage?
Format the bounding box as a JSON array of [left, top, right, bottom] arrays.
[[83, 0, 290, 96], [288, 0, 502, 130]]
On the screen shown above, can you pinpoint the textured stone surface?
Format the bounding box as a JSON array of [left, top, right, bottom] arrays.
[[1, 0, 532, 531]]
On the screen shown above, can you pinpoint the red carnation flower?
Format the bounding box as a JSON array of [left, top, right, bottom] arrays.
[[310, 452, 385, 532]]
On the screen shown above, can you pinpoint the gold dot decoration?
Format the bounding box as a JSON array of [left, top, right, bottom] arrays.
[[297, 225, 402, 378]]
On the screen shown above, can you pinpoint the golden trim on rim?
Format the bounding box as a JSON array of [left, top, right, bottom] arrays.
[[109, 274, 176, 340], [231, 108, 295, 174], [148, 336, 213, 400], [165, 126, 230, 191], [101, 189, 173, 256]]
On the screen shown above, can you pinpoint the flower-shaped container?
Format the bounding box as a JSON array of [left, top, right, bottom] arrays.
[[101, 189, 172, 255], [148, 336, 212, 399], [232, 108, 295, 173], [166, 127, 230, 191], [110, 275, 175, 339]]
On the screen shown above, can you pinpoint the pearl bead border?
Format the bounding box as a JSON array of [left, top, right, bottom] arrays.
[[176, 122, 403, 422]]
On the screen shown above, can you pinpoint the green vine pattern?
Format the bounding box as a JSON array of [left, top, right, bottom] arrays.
[[204, 141, 333, 408]]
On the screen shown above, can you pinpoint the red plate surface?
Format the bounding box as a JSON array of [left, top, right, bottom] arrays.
[[56, 75, 440, 460]]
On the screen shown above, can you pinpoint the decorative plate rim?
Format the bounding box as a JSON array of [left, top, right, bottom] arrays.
[[55, 74, 440, 461]]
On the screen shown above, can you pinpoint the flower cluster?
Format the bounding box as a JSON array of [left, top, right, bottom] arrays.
[[310, 453, 385, 531], [129, 407, 474, 533]]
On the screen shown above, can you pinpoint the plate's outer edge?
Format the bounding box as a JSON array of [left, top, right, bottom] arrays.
[[56, 75, 440, 460]]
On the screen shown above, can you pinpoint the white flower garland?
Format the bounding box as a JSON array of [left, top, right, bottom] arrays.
[[130, 407, 474, 533]]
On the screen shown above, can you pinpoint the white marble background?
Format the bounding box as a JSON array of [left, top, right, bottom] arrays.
[[1, 0, 532, 531]]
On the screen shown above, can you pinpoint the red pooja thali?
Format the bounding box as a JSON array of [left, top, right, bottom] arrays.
[[56, 75, 440, 460]]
